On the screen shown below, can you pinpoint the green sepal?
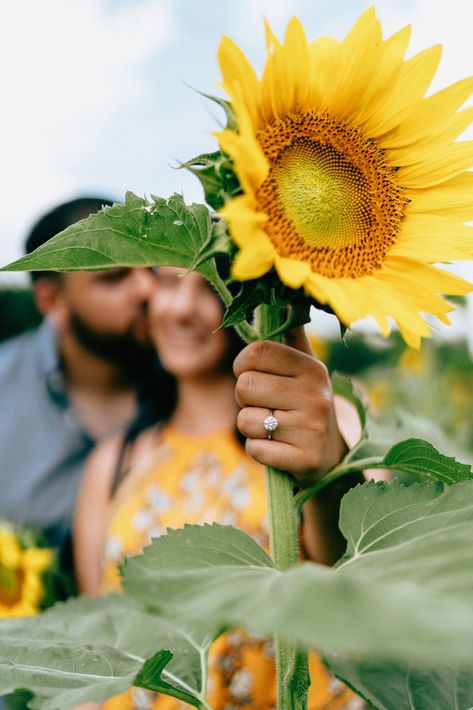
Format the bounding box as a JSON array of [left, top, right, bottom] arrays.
[[181, 150, 241, 210], [220, 272, 311, 335], [192, 89, 238, 132], [187, 216, 234, 274]]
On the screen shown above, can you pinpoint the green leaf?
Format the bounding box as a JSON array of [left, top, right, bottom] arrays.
[[0, 595, 212, 709], [187, 215, 233, 274], [123, 497, 473, 669], [181, 150, 241, 210], [325, 656, 473, 710], [5, 689, 34, 710], [193, 91, 238, 132], [381, 438, 472, 483], [220, 280, 270, 329], [1, 193, 219, 286], [219, 277, 311, 333], [4, 484, 473, 709], [331, 372, 367, 432], [337, 478, 473, 583]]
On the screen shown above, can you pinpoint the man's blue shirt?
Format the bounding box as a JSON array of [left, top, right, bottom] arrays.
[[0, 320, 94, 547]]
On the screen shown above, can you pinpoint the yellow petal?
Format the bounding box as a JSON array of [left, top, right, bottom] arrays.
[[362, 45, 442, 138], [382, 257, 472, 296], [390, 215, 473, 261], [308, 36, 340, 111], [386, 107, 473, 166], [22, 548, 53, 572], [306, 272, 391, 335], [275, 256, 311, 289], [264, 18, 281, 52], [220, 195, 267, 246], [399, 141, 473, 188], [231, 238, 275, 280], [218, 36, 262, 131], [215, 128, 268, 194], [326, 7, 383, 119], [283, 17, 311, 112], [405, 172, 473, 221], [354, 24, 412, 126], [381, 76, 473, 148]]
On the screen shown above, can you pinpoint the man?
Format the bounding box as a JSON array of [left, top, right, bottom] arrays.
[[0, 197, 157, 549]]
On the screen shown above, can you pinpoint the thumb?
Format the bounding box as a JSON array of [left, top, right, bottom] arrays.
[[283, 326, 313, 356]]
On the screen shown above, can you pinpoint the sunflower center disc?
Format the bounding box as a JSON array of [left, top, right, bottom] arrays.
[[256, 112, 406, 279]]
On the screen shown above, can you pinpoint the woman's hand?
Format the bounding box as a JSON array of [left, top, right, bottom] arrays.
[[234, 328, 348, 487], [234, 327, 363, 565]]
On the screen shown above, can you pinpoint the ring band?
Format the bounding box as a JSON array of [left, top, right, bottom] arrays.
[[263, 410, 279, 440]]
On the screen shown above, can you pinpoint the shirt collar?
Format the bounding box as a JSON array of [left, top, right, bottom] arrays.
[[36, 319, 68, 407]]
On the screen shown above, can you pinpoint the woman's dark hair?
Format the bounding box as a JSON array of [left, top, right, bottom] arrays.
[[111, 253, 247, 494]]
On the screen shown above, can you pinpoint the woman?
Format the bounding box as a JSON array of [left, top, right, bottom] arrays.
[[74, 266, 363, 709]]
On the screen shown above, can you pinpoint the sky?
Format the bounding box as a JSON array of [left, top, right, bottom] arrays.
[[0, 0, 471, 340]]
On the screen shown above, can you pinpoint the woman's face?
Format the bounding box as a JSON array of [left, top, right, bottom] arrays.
[[150, 267, 230, 380]]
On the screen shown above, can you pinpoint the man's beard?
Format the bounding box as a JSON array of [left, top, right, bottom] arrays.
[[69, 310, 154, 378]]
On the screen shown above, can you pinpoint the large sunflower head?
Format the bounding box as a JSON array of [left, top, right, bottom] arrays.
[[0, 527, 53, 618], [215, 8, 473, 347]]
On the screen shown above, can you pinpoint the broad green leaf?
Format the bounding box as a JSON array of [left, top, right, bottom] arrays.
[[296, 433, 472, 513], [350, 406, 473, 467], [123, 522, 274, 573], [381, 438, 472, 483], [342, 437, 473, 484], [0, 595, 213, 709], [325, 656, 473, 710], [337, 478, 473, 588], [1, 192, 219, 286], [123, 492, 473, 669]]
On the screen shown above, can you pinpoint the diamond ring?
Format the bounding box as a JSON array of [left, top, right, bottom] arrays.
[[263, 410, 279, 440]]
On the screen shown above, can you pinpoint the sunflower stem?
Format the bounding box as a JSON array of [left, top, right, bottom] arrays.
[[254, 303, 310, 710]]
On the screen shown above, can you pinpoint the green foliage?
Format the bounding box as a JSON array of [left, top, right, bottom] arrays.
[[219, 277, 311, 335], [0, 288, 41, 342], [331, 371, 367, 431], [330, 373, 473, 481], [325, 657, 473, 710], [0, 595, 213, 709], [1, 193, 219, 286], [181, 150, 241, 211], [381, 438, 472, 483], [121, 502, 473, 669], [2, 482, 473, 707]]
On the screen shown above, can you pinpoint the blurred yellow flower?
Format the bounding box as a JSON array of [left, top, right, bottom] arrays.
[[0, 527, 53, 618], [307, 332, 328, 362], [216, 8, 473, 348], [398, 347, 426, 376], [366, 381, 393, 413]]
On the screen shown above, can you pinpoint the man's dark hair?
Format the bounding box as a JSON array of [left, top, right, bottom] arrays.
[[25, 196, 114, 283]]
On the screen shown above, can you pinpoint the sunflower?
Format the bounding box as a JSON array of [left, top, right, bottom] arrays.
[[0, 526, 53, 618], [215, 8, 473, 347]]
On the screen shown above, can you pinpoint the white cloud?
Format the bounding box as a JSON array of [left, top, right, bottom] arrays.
[[0, 0, 174, 274], [233, 0, 303, 50]]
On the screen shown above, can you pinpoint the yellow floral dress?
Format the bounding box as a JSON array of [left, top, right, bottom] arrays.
[[102, 426, 360, 710]]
